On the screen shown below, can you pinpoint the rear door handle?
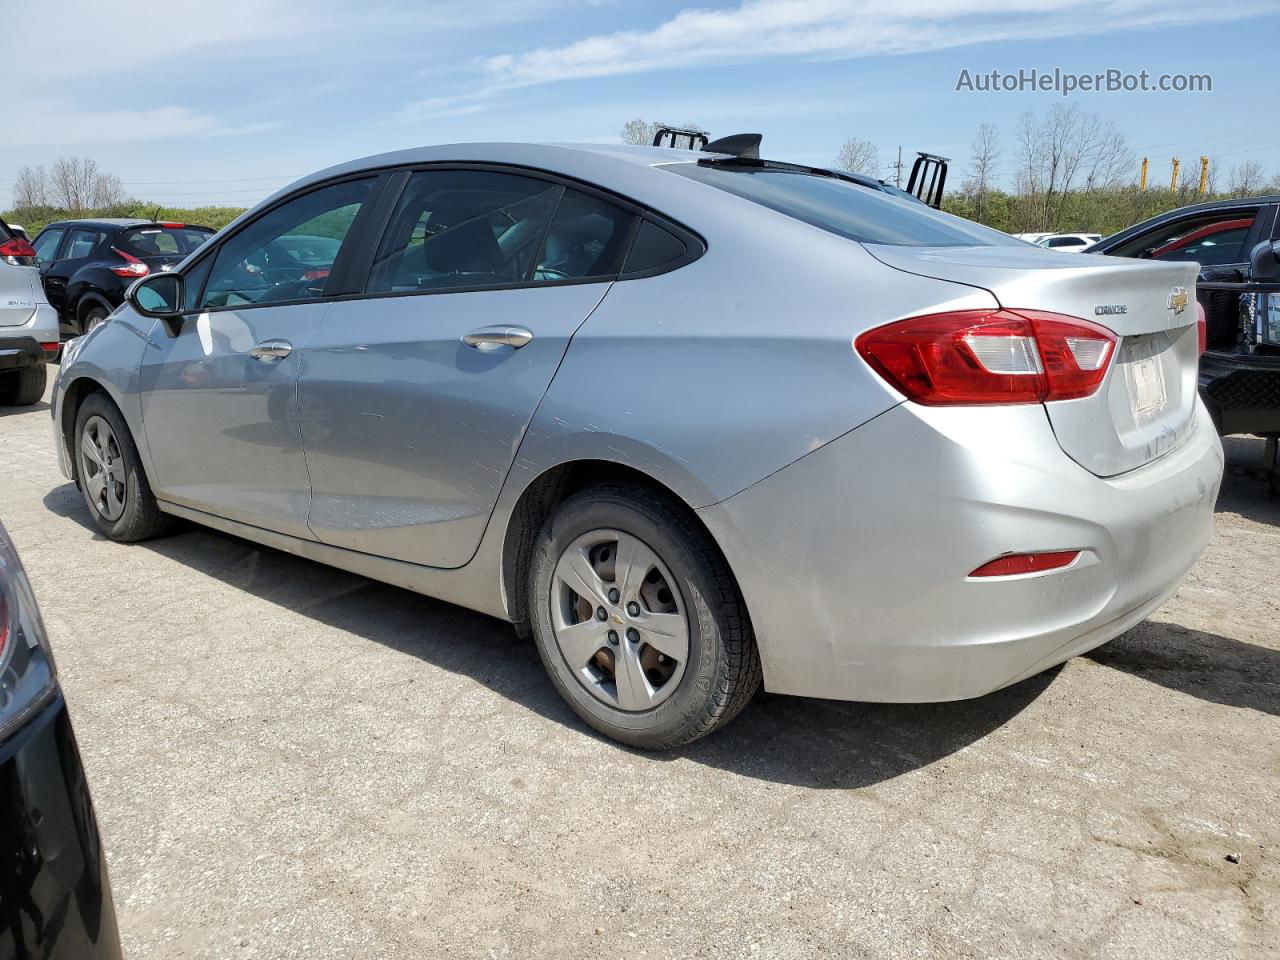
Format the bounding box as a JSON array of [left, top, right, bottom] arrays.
[[249, 339, 292, 362], [462, 325, 533, 351]]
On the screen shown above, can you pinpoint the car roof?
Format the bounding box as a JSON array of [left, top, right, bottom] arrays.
[[41, 218, 216, 233]]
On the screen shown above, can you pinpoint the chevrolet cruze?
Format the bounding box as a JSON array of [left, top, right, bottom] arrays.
[[51, 139, 1224, 748]]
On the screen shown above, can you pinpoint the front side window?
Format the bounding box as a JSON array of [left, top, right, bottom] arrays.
[[200, 178, 372, 309], [64, 228, 104, 259], [664, 162, 1023, 248], [1109, 210, 1258, 266], [32, 228, 65, 263], [367, 170, 564, 294]]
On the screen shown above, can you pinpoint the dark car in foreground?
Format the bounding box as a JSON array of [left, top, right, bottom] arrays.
[[31, 219, 213, 338], [1088, 196, 1280, 438], [0, 523, 122, 959]]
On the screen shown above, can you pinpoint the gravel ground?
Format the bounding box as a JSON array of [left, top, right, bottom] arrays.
[[2, 380, 1277, 959]]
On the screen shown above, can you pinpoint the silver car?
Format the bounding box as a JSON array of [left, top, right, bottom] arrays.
[[51, 141, 1224, 748]]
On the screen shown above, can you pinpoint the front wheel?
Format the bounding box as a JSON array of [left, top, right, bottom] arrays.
[[74, 392, 174, 541], [529, 485, 761, 749]]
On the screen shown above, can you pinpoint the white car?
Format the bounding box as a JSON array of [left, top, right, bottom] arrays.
[[0, 216, 60, 405], [1036, 233, 1102, 253]]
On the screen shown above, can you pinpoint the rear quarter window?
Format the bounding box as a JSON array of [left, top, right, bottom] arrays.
[[663, 162, 1022, 248]]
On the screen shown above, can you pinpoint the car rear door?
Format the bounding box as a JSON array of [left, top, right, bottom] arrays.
[[299, 166, 637, 568], [137, 176, 380, 538]]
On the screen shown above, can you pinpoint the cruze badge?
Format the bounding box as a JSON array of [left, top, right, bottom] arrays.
[[1094, 304, 1128, 316], [1168, 287, 1189, 315]]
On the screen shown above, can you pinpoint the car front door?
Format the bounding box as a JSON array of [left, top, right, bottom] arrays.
[[137, 177, 378, 538], [41, 226, 103, 324], [299, 167, 638, 568]]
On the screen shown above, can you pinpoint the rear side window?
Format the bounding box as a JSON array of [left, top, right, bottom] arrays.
[[665, 162, 1022, 248], [32, 228, 65, 262], [64, 228, 104, 259], [117, 226, 212, 258], [535, 189, 636, 281], [369, 170, 562, 293]]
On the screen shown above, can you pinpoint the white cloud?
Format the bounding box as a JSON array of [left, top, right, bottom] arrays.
[[480, 0, 1272, 87]]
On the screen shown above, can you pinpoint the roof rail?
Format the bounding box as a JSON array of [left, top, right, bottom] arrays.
[[652, 125, 709, 150], [702, 133, 762, 160]]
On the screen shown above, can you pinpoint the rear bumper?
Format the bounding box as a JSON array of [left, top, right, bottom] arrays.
[[0, 692, 123, 960], [0, 336, 50, 371], [699, 400, 1223, 702]]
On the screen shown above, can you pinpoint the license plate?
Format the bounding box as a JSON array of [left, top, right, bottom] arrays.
[[1127, 348, 1167, 417]]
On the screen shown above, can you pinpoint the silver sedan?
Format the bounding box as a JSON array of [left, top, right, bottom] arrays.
[[51, 140, 1223, 748]]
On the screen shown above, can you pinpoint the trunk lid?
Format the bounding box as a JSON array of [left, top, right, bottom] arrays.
[[867, 245, 1201, 476]]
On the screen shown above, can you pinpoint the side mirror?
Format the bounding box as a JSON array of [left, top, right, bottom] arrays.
[[127, 273, 186, 337], [1248, 239, 1280, 283]]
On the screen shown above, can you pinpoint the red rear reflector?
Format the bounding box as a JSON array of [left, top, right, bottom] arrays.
[[1196, 301, 1207, 356], [969, 551, 1081, 577], [855, 309, 1116, 405], [40, 342, 60, 354]]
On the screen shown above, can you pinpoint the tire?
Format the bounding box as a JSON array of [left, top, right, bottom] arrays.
[[0, 365, 47, 406], [529, 484, 761, 749], [81, 305, 108, 335], [73, 392, 174, 541]]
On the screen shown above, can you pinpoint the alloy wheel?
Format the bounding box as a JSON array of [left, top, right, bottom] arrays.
[[551, 529, 689, 711], [79, 415, 126, 521]]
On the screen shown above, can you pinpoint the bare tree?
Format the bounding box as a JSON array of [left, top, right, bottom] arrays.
[[1204, 156, 1220, 196], [11, 165, 49, 209], [92, 171, 127, 208], [962, 124, 1000, 224], [1015, 105, 1133, 230], [835, 138, 879, 176], [50, 157, 101, 213], [621, 118, 656, 146], [1228, 160, 1267, 197]]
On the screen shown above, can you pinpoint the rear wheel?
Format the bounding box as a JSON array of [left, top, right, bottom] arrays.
[[529, 484, 761, 749], [81, 305, 108, 335], [74, 392, 173, 541], [0, 365, 47, 406]]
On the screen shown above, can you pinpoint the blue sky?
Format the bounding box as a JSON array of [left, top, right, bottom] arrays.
[[3, 0, 1278, 207]]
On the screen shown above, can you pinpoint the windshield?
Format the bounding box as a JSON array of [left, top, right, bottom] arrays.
[[664, 162, 1021, 248], [117, 225, 212, 258]]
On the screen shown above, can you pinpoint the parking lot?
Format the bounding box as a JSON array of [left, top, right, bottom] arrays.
[[1, 380, 1276, 959]]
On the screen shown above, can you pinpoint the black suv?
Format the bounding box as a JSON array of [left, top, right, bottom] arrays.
[[1088, 195, 1280, 439], [31, 219, 213, 338]]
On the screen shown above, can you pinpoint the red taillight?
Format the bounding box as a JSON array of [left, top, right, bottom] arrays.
[[0, 590, 8, 662], [0, 236, 37, 265], [110, 247, 149, 277], [969, 551, 1081, 577], [1196, 301, 1207, 356], [158, 221, 185, 228], [855, 309, 1116, 405]]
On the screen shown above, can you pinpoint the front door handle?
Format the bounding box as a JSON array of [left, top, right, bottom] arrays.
[[462, 325, 533, 351], [249, 339, 292, 362]]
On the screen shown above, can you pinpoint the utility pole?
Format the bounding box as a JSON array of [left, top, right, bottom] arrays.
[[892, 147, 904, 187], [1139, 157, 1148, 192], [1170, 157, 1180, 192], [1198, 156, 1210, 195]]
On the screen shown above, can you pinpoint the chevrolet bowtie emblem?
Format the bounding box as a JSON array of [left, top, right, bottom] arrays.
[[1168, 287, 1189, 315]]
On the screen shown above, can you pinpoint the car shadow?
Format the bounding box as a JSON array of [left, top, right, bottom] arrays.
[[0, 400, 50, 417], [42, 483, 1054, 789], [1087, 621, 1277, 717]]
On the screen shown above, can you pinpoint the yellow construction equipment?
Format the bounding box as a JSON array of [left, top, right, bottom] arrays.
[[1139, 157, 1148, 191], [1170, 157, 1180, 192], [1198, 156, 1209, 195]]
